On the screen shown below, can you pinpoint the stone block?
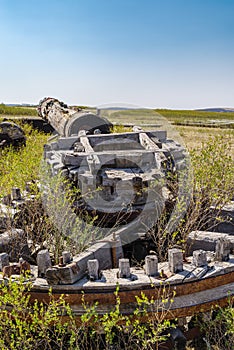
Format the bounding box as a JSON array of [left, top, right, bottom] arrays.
[[37, 249, 52, 277], [145, 255, 158, 276], [62, 251, 71, 264], [168, 248, 183, 273], [187, 231, 234, 255], [11, 187, 21, 200], [0, 252, 9, 271], [215, 238, 231, 261], [192, 250, 207, 267], [119, 258, 131, 278], [46, 262, 81, 285], [45, 241, 113, 285], [87, 259, 99, 280]]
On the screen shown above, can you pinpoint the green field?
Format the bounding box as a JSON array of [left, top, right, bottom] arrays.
[[0, 106, 233, 349], [0, 104, 37, 117], [157, 108, 234, 123], [1, 104, 234, 157], [1, 103, 234, 124], [103, 108, 234, 127]]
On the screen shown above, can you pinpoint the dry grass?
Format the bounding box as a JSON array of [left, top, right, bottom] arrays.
[[176, 125, 234, 156]]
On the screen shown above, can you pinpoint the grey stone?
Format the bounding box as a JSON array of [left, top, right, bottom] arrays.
[[45, 241, 113, 285], [11, 187, 21, 200], [145, 255, 158, 276], [37, 249, 52, 277], [192, 250, 207, 267], [2, 194, 11, 205], [0, 229, 25, 261], [119, 258, 131, 278], [215, 238, 231, 261], [87, 259, 99, 280], [168, 248, 183, 273], [62, 251, 71, 264], [187, 231, 234, 255], [0, 252, 9, 271], [211, 202, 234, 234]]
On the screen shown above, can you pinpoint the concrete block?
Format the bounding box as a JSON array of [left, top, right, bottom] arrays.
[[87, 259, 99, 280], [215, 238, 231, 261], [62, 251, 71, 264], [119, 258, 131, 278], [145, 255, 158, 276], [187, 231, 234, 255], [0, 252, 9, 271], [168, 248, 183, 273], [37, 249, 52, 277], [192, 250, 207, 267], [89, 242, 112, 271]]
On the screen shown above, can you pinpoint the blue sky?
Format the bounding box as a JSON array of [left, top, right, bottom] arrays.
[[0, 0, 234, 108]]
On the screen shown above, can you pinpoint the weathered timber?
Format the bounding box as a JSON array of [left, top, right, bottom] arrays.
[[26, 262, 234, 319], [45, 241, 113, 285], [211, 201, 234, 234], [38, 97, 112, 136], [187, 230, 234, 255]]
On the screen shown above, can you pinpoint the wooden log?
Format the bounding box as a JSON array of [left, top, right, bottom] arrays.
[[45, 242, 112, 285]]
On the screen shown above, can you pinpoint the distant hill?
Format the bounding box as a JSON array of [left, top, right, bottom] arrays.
[[196, 107, 234, 113]]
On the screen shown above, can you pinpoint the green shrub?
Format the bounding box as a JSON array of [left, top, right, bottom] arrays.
[[197, 299, 234, 350], [0, 277, 172, 350], [0, 124, 48, 196]]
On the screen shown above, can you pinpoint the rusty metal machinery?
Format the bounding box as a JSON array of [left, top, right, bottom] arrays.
[[38, 97, 112, 136], [38, 99, 193, 261], [0, 98, 234, 348], [42, 108, 188, 232]]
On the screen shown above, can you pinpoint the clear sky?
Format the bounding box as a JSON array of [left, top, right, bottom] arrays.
[[0, 0, 233, 108]]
